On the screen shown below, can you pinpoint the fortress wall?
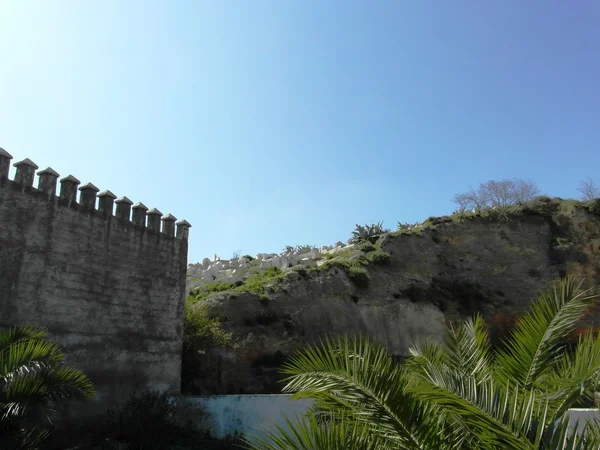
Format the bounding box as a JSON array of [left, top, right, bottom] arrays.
[[0, 148, 190, 410]]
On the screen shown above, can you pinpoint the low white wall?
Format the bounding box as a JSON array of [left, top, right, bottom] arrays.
[[567, 408, 600, 435], [186, 395, 599, 442], [187, 394, 313, 441]]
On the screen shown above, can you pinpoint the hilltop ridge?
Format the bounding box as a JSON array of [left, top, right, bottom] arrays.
[[184, 196, 600, 394]]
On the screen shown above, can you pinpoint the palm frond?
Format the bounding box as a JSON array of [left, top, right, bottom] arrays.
[[0, 325, 95, 439], [0, 338, 64, 378], [542, 329, 600, 418], [409, 375, 541, 450], [0, 326, 50, 351], [495, 278, 598, 388], [243, 411, 385, 450], [2, 365, 95, 421], [409, 315, 492, 383], [444, 315, 493, 381], [279, 335, 450, 449]]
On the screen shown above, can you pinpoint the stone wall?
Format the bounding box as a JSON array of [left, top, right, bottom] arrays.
[[0, 148, 191, 412]]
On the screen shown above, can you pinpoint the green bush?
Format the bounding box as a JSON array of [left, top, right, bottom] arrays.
[[322, 248, 354, 260], [182, 304, 235, 392], [190, 281, 236, 302], [358, 242, 377, 253], [523, 196, 560, 216], [233, 266, 284, 295], [364, 250, 391, 265], [314, 259, 369, 289], [423, 216, 454, 226], [184, 304, 234, 351], [552, 236, 573, 251], [589, 198, 600, 217], [347, 266, 369, 288]]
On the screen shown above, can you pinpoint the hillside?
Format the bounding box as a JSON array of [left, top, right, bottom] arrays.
[[184, 196, 600, 394]]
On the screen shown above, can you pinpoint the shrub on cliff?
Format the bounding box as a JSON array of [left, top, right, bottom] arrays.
[[182, 303, 236, 394], [349, 221, 389, 244], [0, 326, 95, 450], [184, 304, 235, 352], [190, 280, 237, 301], [248, 278, 600, 449], [589, 198, 600, 217], [363, 249, 391, 265]]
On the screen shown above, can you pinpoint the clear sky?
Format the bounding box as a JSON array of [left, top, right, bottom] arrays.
[[1, 1, 599, 263]]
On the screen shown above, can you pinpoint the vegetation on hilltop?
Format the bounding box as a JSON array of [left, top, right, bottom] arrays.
[[184, 179, 600, 396]]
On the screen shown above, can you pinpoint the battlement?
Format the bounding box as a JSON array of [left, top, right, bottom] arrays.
[[0, 146, 191, 414], [0, 148, 191, 239]]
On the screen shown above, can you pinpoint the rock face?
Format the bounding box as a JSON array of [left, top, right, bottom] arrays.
[[186, 198, 600, 395]]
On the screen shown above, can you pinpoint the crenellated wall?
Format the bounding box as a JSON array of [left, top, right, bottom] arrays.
[[0, 147, 191, 413]]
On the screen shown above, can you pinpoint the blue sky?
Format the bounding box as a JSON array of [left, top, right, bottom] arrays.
[[1, 1, 599, 263]]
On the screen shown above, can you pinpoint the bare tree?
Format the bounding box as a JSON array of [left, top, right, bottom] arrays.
[[509, 178, 539, 204], [460, 185, 489, 211], [453, 186, 488, 213], [453, 178, 539, 212], [453, 193, 471, 215], [577, 179, 600, 202], [485, 180, 513, 209]]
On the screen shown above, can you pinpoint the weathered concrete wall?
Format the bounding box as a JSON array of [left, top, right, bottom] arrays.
[[0, 150, 190, 412]]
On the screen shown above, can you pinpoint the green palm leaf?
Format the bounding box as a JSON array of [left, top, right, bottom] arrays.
[[0, 338, 64, 378], [252, 278, 600, 450], [495, 278, 598, 388], [542, 330, 600, 418], [279, 335, 454, 449], [0, 326, 51, 349], [0, 325, 95, 449], [244, 411, 385, 450]]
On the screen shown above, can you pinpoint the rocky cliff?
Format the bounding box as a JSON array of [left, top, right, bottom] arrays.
[[184, 197, 600, 395]]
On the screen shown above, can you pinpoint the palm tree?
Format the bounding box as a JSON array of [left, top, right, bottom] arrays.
[[246, 278, 600, 449], [0, 325, 95, 449]]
